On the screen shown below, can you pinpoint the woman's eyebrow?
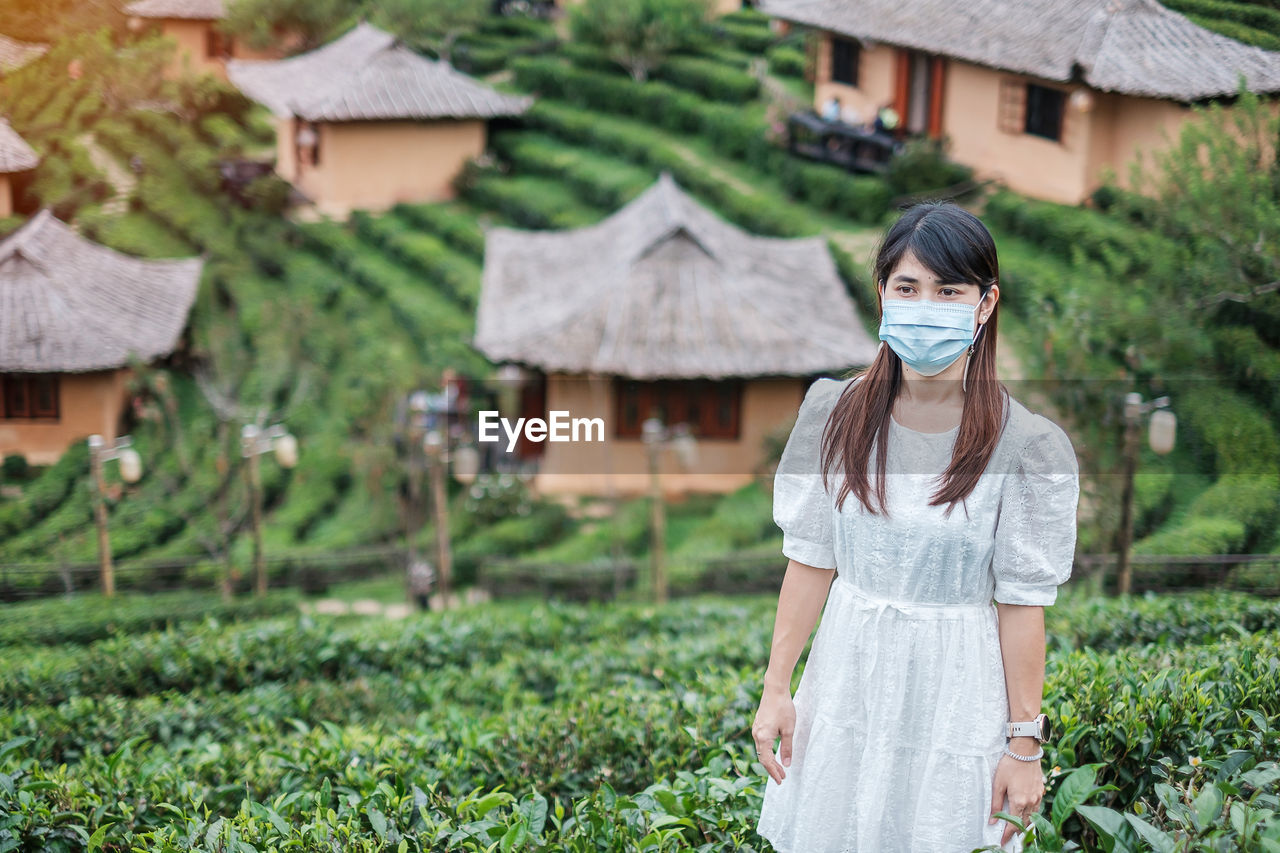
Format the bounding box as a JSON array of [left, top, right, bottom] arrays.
[[891, 274, 970, 286]]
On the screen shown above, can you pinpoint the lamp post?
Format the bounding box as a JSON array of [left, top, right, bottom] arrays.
[[240, 423, 299, 596], [87, 434, 143, 598], [406, 376, 482, 611], [423, 432, 481, 610], [399, 390, 432, 607], [640, 417, 697, 605], [1116, 392, 1176, 596]]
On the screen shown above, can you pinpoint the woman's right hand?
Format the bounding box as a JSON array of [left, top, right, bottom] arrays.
[[752, 685, 796, 785]]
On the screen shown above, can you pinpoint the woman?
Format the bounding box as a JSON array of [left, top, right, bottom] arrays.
[[753, 200, 1080, 852]]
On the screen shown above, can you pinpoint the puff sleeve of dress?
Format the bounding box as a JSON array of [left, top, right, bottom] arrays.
[[992, 415, 1081, 606], [773, 379, 840, 571]]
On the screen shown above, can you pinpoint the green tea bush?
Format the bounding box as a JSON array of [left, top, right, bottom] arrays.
[[1, 593, 1276, 850], [390, 202, 487, 260], [349, 210, 482, 308], [518, 100, 814, 236], [456, 166, 603, 230], [0, 443, 87, 541], [709, 18, 778, 52], [884, 136, 975, 199], [982, 187, 1166, 278], [765, 44, 806, 77], [1045, 589, 1280, 653], [508, 66, 904, 226], [0, 589, 299, 647], [490, 129, 655, 209], [1161, 0, 1280, 49]]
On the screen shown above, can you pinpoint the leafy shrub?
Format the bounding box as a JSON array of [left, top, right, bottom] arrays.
[[0, 589, 299, 647], [463, 473, 537, 525], [239, 172, 292, 215], [884, 135, 974, 198], [1, 591, 1277, 850], [766, 43, 806, 77], [983, 186, 1165, 277]]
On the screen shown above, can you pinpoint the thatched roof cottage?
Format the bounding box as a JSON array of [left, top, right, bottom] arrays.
[[760, 0, 1280, 204], [0, 34, 48, 75], [226, 21, 534, 219], [0, 209, 202, 465], [557, 0, 752, 17], [122, 0, 294, 80], [475, 171, 876, 496], [0, 119, 39, 218]]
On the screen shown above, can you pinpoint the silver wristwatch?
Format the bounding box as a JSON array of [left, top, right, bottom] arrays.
[[1007, 713, 1051, 743]]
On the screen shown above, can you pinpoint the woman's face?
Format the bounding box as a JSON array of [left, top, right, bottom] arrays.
[[881, 249, 997, 325]]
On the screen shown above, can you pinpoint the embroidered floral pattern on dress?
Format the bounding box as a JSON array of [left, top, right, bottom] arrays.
[[757, 376, 1080, 853]]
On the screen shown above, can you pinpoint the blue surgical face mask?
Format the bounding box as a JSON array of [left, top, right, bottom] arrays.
[[878, 288, 989, 376]]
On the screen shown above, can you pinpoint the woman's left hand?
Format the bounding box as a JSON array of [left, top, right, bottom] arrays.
[[990, 751, 1045, 846]]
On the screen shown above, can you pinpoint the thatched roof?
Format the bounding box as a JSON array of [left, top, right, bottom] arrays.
[[0, 209, 203, 372], [226, 21, 533, 122], [474, 172, 877, 380], [0, 119, 38, 174], [759, 0, 1280, 101], [123, 0, 225, 20], [0, 33, 48, 73]]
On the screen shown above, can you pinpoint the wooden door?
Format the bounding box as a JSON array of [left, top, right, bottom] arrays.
[[894, 49, 946, 139]]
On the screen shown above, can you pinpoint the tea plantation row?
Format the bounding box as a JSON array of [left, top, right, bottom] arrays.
[[1, 587, 1278, 850]]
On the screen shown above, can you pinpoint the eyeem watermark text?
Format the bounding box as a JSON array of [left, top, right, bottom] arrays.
[[478, 411, 605, 452]]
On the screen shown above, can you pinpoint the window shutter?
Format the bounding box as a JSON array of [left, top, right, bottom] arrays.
[[997, 77, 1025, 135]]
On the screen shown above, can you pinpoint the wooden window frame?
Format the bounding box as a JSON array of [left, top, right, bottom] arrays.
[[830, 35, 859, 87], [1024, 82, 1066, 141], [998, 77, 1068, 143], [295, 121, 321, 168], [205, 26, 230, 59], [614, 378, 742, 441], [1, 373, 60, 420]]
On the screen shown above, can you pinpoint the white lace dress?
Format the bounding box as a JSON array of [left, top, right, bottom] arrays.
[[756, 376, 1080, 853]]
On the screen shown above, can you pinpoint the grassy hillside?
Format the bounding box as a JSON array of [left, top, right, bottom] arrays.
[[0, 7, 1273, 597]]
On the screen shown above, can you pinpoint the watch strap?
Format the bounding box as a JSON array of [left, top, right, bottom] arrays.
[[1007, 720, 1041, 739]]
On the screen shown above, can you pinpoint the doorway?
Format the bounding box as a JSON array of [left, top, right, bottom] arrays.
[[893, 48, 946, 138]]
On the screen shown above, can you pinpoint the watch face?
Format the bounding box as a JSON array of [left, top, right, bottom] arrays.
[[1038, 714, 1051, 743]]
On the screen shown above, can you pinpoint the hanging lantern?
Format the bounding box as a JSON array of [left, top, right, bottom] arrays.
[[452, 444, 481, 485], [1149, 408, 1176, 455], [118, 447, 143, 483], [273, 432, 299, 468], [671, 427, 698, 469], [1069, 88, 1095, 113]]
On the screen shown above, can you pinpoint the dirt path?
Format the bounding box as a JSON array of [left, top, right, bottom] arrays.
[[299, 587, 492, 619], [668, 139, 759, 196], [76, 131, 135, 215]]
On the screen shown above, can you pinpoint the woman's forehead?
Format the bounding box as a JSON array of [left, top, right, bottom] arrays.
[[889, 252, 941, 281]]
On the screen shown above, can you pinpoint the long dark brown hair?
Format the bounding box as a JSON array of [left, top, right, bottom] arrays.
[[820, 200, 1012, 521]]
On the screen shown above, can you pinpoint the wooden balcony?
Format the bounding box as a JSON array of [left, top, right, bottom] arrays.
[[785, 110, 903, 175]]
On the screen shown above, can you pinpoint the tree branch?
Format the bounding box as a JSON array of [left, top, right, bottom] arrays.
[[1194, 279, 1280, 311]]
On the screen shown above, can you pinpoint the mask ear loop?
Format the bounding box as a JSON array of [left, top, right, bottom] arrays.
[[876, 280, 887, 358], [963, 290, 989, 394]]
